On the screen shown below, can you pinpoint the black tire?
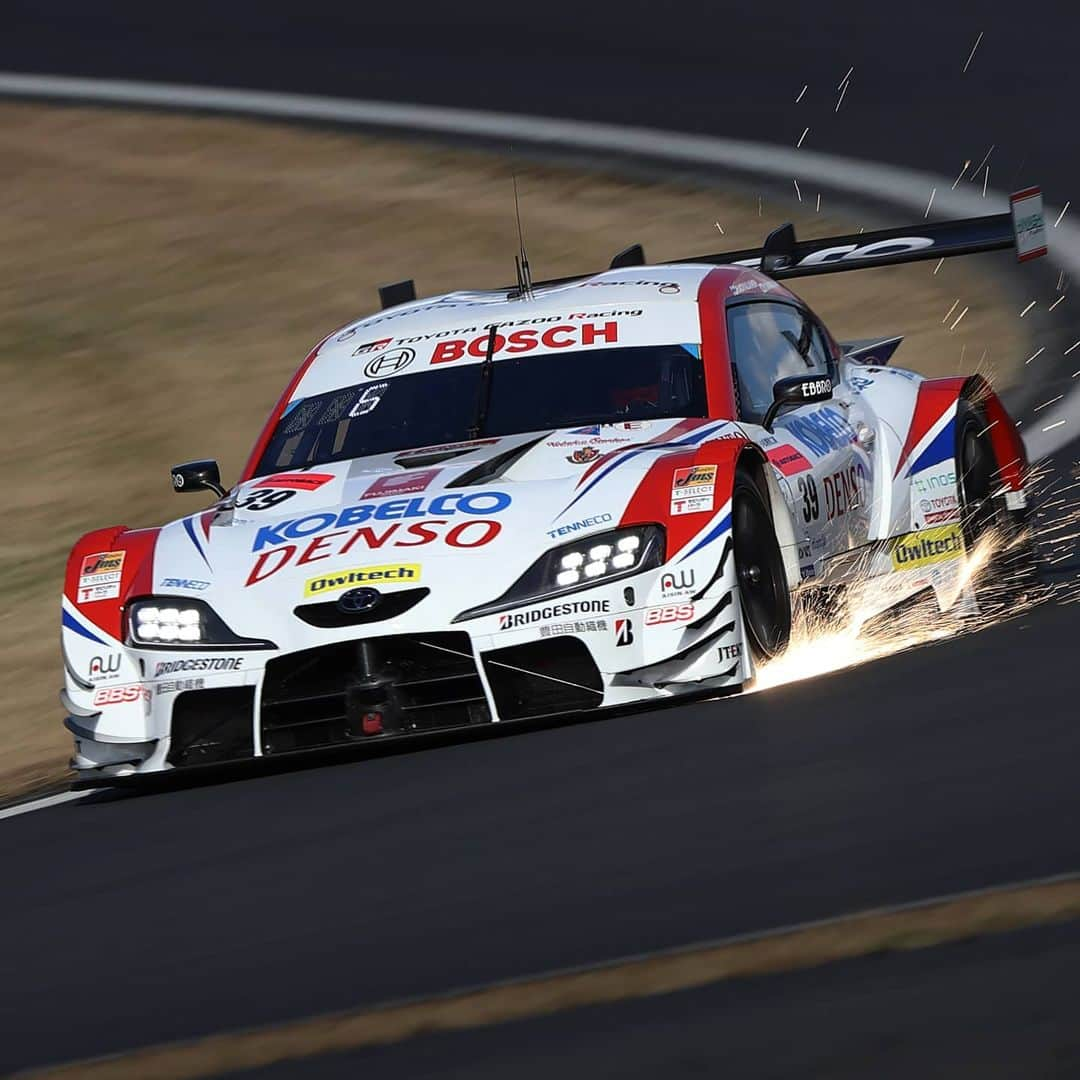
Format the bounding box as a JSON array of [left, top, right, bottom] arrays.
[[956, 398, 999, 545], [955, 398, 1038, 607], [733, 465, 791, 660]]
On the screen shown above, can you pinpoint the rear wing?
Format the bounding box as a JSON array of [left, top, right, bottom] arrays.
[[681, 186, 1048, 279], [381, 188, 1048, 306]]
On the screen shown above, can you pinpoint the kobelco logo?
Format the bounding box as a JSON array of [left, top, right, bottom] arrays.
[[364, 347, 415, 379]]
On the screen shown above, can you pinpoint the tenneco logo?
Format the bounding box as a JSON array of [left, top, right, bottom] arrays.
[[304, 564, 420, 598], [890, 525, 965, 570]]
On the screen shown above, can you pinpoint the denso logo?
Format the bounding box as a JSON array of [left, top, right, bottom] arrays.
[[431, 321, 618, 364], [252, 491, 511, 551], [247, 519, 502, 585]]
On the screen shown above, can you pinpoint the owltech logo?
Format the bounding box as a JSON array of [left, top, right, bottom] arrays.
[[890, 525, 965, 570], [303, 564, 420, 598]]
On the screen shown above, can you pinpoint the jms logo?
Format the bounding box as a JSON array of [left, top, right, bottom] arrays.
[[89, 654, 121, 678]]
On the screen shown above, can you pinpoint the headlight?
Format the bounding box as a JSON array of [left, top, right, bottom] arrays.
[[126, 598, 276, 650], [454, 525, 664, 621]]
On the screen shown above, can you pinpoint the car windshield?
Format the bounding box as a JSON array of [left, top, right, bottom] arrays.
[[254, 343, 706, 474]]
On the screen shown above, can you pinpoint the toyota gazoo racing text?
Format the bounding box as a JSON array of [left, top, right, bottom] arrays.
[[61, 189, 1046, 780]]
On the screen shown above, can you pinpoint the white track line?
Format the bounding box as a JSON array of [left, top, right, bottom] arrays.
[[0, 71, 1075, 457], [0, 789, 91, 822]]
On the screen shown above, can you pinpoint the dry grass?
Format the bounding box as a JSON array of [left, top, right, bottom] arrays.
[[20, 875, 1080, 1078], [0, 102, 1025, 798]]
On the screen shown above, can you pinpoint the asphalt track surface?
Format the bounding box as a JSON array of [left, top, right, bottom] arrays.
[[2, 2, 1079, 1074], [250, 919, 1080, 1079]]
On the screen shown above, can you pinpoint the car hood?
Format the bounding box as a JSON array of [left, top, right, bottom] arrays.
[[147, 418, 739, 645]]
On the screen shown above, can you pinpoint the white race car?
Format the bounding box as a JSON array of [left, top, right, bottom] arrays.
[[61, 193, 1046, 782]]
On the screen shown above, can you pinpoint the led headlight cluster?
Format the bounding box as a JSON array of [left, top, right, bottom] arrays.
[[132, 605, 203, 644], [556, 535, 641, 587], [126, 597, 277, 650], [454, 525, 664, 622]]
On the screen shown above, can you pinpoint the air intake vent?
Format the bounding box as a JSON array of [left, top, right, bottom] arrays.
[[482, 638, 603, 721]]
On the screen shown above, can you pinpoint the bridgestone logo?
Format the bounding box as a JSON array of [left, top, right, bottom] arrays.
[[498, 599, 610, 630], [154, 658, 243, 676]]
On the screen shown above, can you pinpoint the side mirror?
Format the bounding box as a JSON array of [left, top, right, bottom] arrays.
[[171, 460, 227, 498], [761, 374, 833, 431]]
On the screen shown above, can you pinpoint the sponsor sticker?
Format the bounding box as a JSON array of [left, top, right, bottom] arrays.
[[261, 473, 335, 491], [89, 654, 122, 682], [363, 346, 415, 378], [498, 599, 610, 631], [78, 550, 125, 603], [766, 444, 814, 476], [348, 336, 393, 353], [890, 525, 965, 571], [547, 513, 613, 540], [567, 446, 602, 465], [644, 604, 695, 626], [430, 321, 619, 365], [671, 464, 717, 516], [539, 619, 609, 638], [659, 569, 695, 597], [362, 469, 439, 500], [156, 677, 205, 696], [1010, 187, 1048, 263], [303, 563, 420, 598], [160, 577, 212, 591], [614, 618, 634, 646], [251, 491, 511, 551], [153, 657, 244, 677], [93, 685, 150, 706]]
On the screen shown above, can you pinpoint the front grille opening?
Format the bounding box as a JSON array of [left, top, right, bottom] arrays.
[[482, 638, 604, 721], [260, 632, 489, 754], [293, 587, 429, 628], [168, 687, 255, 767]]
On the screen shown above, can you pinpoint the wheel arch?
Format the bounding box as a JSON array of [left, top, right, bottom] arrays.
[[736, 445, 801, 591]]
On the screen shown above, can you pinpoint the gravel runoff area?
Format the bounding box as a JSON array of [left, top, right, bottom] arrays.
[[0, 102, 1025, 799]]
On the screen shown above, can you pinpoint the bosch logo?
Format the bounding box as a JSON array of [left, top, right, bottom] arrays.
[[172, 473, 184, 489], [364, 347, 415, 378], [337, 588, 382, 613]]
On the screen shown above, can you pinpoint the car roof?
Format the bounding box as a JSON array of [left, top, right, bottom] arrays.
[[290, 264, 801, 401]]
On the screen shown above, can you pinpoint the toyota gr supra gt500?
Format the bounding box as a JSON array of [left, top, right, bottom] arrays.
[[61, 189, 1047, 781]]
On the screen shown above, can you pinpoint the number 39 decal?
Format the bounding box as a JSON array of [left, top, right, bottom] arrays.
[[235, 488, 297, 512], [798, 475, 820, 523]]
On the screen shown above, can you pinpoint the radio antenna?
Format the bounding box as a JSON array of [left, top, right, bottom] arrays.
[[512, 166, 533, 299]]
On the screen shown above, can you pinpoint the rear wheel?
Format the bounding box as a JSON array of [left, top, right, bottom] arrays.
[[733, 465, 791, 660], [955, 398, 1038, 607]]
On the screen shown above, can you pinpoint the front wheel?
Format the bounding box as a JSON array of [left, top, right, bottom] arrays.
[[733, 466, 791, 660]]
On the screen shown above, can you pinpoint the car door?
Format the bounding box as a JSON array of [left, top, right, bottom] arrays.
[[726, 299, 872, 580]]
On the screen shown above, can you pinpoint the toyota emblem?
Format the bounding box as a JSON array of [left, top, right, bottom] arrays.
[[364, 347, 415, 379], [338, 587, 382, 613]]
